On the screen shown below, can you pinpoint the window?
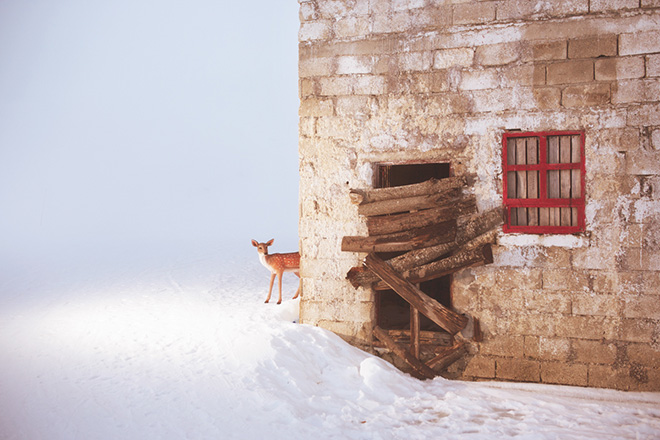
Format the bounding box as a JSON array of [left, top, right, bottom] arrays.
[[503, 131, 585, 234]]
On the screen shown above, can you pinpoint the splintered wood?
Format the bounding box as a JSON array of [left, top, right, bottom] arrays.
[[342, 176, 502, 379]]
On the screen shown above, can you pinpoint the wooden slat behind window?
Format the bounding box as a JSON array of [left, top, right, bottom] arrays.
[[507, 137, 540, 227]]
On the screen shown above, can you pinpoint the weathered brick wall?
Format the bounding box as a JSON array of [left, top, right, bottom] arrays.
[[298, 0, 660, 391]]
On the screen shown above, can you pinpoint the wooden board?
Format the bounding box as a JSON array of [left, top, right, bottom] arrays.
[[365, 253, 469, 335], [373, 326, 436, 380]]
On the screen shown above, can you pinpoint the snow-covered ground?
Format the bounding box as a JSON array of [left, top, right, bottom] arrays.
[[1, 247, 659, 440]]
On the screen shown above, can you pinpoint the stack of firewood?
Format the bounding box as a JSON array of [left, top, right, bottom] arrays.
[[341, 176, 502, 379]]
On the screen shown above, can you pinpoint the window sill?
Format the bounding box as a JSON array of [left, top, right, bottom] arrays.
[[498, 232, 590, 249]]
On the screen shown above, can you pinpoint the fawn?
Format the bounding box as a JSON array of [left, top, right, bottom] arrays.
[[251, 239, 301, 304]]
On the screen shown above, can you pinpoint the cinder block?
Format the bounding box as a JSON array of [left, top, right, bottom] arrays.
[[623, 295, 660, 320], [299, 97, 335, 117], [337, 55, 375, 75], [648, 54, 660, 77], [458, 69, 499, 90], [433, 48, 474, 69], [480, 335, 525, 358], [541, 362, 588, 386], [538, 337, 572, 361], [590, 0, 640, 11], [542, 268, 589, 291], [496, 358, 541, 382], [353, 75, 387, 95], [547, 59, 594, 84], [496, 268, 543, 290], [533, 87, 562, 109], [554, 315, 620, 340], [463, 355, 496, 378], [398, 51, 433, 72], [620, 30, 660, 56], [619, 318, 658, 343], [319, 76, 353, 96], [613, 79, 660, 104], [334, 16, 370, 39], [453, 2, 496, 25], [572, 293, 620, 317], [475, 42, 521, 66], [299, 57, 335, 78], [595, 57, 645, 81], [523, 40, 567, 61], [568, 35, 618, 59], [573, 339, 617, 364], [299, 20, 332, 42], [562, 83, 611, 107], [627, 104, 660, 126], [588, 364, 639, 390]]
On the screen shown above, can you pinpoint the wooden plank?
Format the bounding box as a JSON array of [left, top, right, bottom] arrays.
[[366, 195, 477, 236], [350, 176, 467, 206], [347, 211, 501, 287], [515, 138, 528, 226], [365, 253, 469, 335], [341, 220, 456, 253], [373, 244, 493, 290], [379, 329, 453, 346], [506, 137, 516, 166], [357, 188, 461, 217], [426, 341, 466, 370], [560, 135, 572, 226], [547, 135, 560, 226], [571, 135, 581, 226], [527, 137, 539, 226], [373, 326, 437, 380], [411, 306, 420, 359]]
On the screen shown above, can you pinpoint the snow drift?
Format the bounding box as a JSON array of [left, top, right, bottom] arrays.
[[1, 249, 659, 439]]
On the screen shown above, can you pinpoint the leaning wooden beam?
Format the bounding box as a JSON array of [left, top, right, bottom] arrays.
[[365, 253, 469, 335], [366, 195, 477, 236], [349, 176, 467, 205], [373, 326, 436, 380], [341, 220, 456, 253], [426, 341, 467, 370], [373, 244, 493, 290], [348, 228, 498, 288], [357, 188, 461, 217]]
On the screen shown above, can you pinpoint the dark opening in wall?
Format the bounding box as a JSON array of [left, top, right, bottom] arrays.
[[373, 162, 453, 331]]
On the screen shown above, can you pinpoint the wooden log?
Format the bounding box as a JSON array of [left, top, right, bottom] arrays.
[[365, 253, 468, 335], [374, 329, 453, 347], [366, 194, 477, 236], [373, 326, 436, 380], [373, 244, 493, 290], [341, 220, 456, 253], [347, 210, 501, 288], [350, 176, 467, 206], [411, 307, 420, 359], [357, 188, 461, 217], [426, 341, 466, 370]]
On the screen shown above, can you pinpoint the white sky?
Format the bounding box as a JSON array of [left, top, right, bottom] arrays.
[[0, 1, 300, 262]]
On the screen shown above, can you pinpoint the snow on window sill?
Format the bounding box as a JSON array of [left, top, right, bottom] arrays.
[[498, 233, 589, 248]]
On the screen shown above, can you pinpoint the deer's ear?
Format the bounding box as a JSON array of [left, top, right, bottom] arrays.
[[266, 239, 274, 246], [251, 239, 258, 247]]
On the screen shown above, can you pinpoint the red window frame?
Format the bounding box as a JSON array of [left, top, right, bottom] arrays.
[[502, 130, 586, 234]]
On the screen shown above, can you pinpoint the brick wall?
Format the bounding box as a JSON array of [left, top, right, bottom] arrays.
[[298, 0, 660, 391]]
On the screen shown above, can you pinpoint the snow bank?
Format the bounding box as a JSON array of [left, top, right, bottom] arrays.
[[1, 249, 658, 439]]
